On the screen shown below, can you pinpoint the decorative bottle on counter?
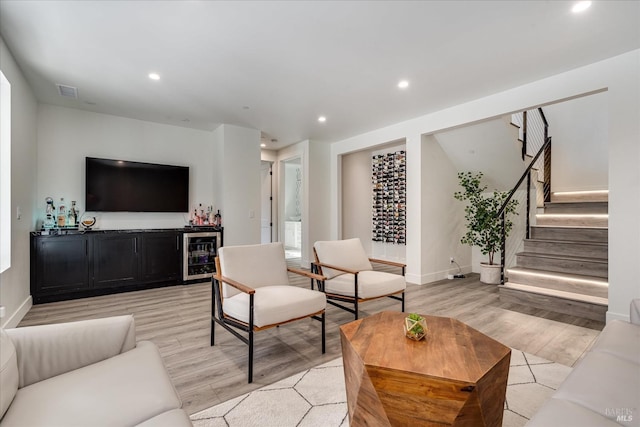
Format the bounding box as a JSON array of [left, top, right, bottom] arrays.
[[44, 197, 56, 229], [67, 201, 77, 227], [214, 210, 222, 227], [57, 198, 67, 228]]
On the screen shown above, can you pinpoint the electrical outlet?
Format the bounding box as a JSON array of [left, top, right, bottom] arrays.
[[450, 257, 455, 264]]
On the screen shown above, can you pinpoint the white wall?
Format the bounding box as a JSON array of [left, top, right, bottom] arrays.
[[36, 105, 216, 230], [307, 140, 331, 265], [0, 37, 38, 327], [341, 149, 372, 251], [330, 49, 640, 322], [217, 124, 261, 246], [421, 135, 470, 281], [544, 91, 608, 192]]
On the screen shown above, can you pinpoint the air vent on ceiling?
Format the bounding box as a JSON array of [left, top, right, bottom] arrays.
[[56, 84, 78, 98]]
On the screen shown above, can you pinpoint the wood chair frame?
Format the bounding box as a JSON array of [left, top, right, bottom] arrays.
[[311, 247, 405, 320], [211, 257, 326, 383]]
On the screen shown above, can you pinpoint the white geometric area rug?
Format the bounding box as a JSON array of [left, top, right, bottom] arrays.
[[190, 349, 571, 427]]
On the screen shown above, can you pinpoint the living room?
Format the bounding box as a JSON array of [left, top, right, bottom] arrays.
[[1, 1, 639, 426]]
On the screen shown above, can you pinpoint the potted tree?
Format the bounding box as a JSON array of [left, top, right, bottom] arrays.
[[454, 172, 519, 284]]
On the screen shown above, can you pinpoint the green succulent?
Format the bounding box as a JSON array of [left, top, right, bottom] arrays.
[[407, 313, 424, 335]]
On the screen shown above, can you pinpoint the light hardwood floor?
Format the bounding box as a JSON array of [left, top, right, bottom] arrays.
[[18, 259, 604, 415]]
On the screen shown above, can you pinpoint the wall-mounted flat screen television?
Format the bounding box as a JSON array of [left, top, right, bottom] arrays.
[[86, 157, 189, 212]]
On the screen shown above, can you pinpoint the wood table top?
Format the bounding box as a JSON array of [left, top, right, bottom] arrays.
[[339, 311, 511, 384]]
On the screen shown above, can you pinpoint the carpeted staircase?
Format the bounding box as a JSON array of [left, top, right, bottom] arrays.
[[499, 190, 608, 321]]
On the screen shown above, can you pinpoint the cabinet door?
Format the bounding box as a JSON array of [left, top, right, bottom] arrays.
[[33, 235, 90, 294], [140, 232, 181, 282], [93, 234, 139, 288]]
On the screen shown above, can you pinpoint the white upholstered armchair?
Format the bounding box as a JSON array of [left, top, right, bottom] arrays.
[[210, 242, 326, 383], [312, 238, 406, 320]]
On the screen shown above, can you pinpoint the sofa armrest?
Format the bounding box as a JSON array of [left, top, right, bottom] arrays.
[[5, 315, 136, 388], [631, 299, 640, 325]]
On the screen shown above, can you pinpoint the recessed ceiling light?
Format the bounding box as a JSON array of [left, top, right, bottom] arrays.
[[260, 143, 266, 148], [148, 73, 160, 80], [572, 1, 591, 13], [318, 116, 327, 123], [398, 80, 409, 89]]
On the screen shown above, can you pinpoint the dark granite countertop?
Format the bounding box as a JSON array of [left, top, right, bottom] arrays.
[[31, 226, 223, 236]]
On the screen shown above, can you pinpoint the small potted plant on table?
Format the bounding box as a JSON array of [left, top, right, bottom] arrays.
[[404, 313, 428, 341]]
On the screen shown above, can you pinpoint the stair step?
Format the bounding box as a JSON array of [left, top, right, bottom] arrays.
[[499, 283, 607, 322], [506, 267, 608, 299], [516, 252, 608, 278], [551, 190, 608, 203], [543, 201, 608, 214], [523, 239, 607, 259], [530, 226, 608, 243], [536, 214, 608, 228]]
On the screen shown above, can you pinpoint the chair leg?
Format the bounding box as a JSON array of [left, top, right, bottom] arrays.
[[321, 312, 326, 354], [211, 283, 216, 346], [401, 291, 405, 312], [248, 292, 255, 384], [354, 275, 359, 320], [248, 329, 254, 384]]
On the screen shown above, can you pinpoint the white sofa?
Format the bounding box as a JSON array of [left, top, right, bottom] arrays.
[[527, 299, 640, 426], [0, 315, 192, 426]]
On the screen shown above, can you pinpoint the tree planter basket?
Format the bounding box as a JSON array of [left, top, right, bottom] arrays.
[[480, 263, 502, 284]]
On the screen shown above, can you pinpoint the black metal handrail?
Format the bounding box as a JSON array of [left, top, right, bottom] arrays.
[[498, 107, 551, 285], [497, 136, 551, 218]]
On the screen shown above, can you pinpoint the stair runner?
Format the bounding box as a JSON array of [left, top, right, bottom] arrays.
[[499, 190, 608, 322]]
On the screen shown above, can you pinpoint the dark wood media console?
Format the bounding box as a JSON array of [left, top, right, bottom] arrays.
[[30, 228, 222, 304]]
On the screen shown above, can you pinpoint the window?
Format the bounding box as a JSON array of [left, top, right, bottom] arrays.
[[0, 71, 11, 273]]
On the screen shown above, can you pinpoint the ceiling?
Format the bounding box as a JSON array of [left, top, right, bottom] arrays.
[[1, 1, 638, 150]]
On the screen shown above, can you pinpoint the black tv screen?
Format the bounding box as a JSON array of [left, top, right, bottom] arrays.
[[86, 157, 189, 212]]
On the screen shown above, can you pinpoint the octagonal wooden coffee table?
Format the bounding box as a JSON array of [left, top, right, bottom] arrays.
[[340, 311, 511, 426]]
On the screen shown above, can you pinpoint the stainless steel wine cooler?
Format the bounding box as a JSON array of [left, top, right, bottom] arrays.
[[183, 230, 222, 281]]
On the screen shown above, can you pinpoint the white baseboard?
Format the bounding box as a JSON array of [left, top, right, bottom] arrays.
[[1, 295, 32, 328], [406, 265, 472, 285], [606, 310, 630, 324]]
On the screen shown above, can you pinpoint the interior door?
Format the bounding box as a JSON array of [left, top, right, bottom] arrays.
[[260, 161, 272, 244]]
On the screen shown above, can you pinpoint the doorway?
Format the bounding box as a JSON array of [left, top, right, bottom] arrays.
[[283, 157, 302, 258]]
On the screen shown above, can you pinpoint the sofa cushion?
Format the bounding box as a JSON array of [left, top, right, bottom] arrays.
[[324, 270, 406, 299], [0, 341, 182, 427], [589, 320, 640, 364], [552, 351, 639, 424], [526, 398, 621, 427], [135, 409, 192, 427], [0, 329, 18, 419], [6, 314, 137, 387], [223, 285, 326, 328]]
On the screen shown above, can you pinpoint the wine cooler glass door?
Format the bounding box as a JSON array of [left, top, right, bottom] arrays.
[[183, 232, 221, 281]]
